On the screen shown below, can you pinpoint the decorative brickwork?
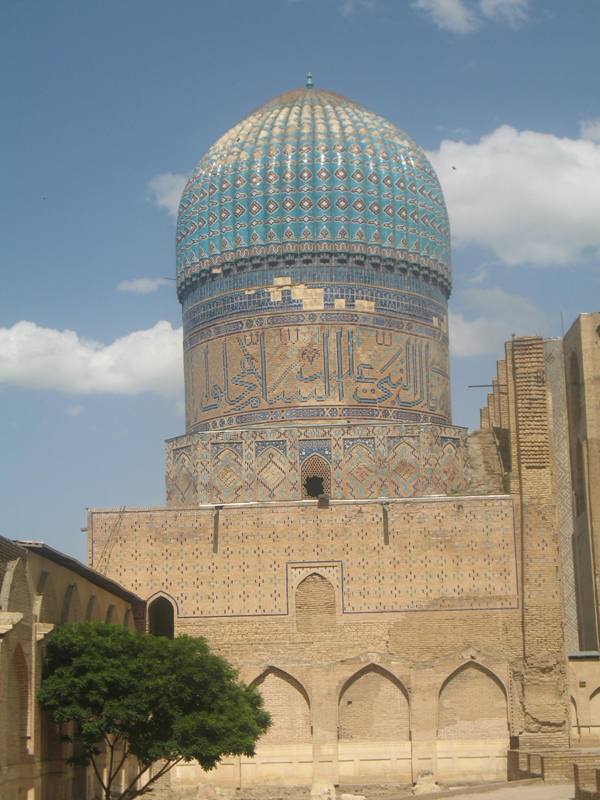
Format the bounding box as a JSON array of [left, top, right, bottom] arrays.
[[166, 422, 471, 505], [89, 496, 518, 618]]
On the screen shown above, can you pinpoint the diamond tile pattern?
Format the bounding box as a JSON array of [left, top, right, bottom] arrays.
[[176, 89, 451, 292]]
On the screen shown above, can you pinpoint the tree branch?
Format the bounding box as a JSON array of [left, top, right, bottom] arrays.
[[121, 757, 182, 800], [136, 757, 183, 796], [119, 759, 153, 799], [106, 733, 116, 790], [90, 753, 108, 797], [109, 746, 130, 793]]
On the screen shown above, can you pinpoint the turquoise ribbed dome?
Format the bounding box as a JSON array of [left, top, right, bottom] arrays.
[[176, 87, 451, 297]]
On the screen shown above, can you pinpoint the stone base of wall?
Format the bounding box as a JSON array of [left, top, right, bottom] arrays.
[[508, 748, 600, 783]]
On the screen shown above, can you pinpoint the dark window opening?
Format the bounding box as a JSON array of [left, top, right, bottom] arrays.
[[305, 475, 324, 498], [301, 453, 331, 499], [148, 596, 174, 639]]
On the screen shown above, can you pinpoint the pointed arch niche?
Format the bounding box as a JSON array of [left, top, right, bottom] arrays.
[[337, 665, 411, 784], [437, 662, 509, 783], [61, 583, 82, 623], [148, 595, 175, 638], [8, 644, 31, 764], [339, 665, 409, 741], [295, 572, 336, 633], [589, 687, 600, 737], [438, 662, 508, 740], [251, 668, 311, 745]]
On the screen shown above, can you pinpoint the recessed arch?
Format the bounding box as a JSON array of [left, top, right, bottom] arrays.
[[570, 696, 581, 741], [295, 572, 336, 633], [148, 594, 175, 638], [437, 662, 508, 740], [251, 667, 311, 745], [105, 604, 118, 624], [123, 608, 132, 630], [36, 570, 60, 623], [589, 686, 600, 732], [8, 644, 30, 763], [61, 583, 82, 623], [84, 594, 97, 621], [338, 664, 409, 742], [1, 558, 32, 616]]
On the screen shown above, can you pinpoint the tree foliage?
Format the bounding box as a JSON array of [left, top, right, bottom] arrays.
[[38, 623, 270, 800]]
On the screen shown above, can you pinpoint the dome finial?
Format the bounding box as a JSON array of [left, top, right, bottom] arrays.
[[306, 72, 314, 89]]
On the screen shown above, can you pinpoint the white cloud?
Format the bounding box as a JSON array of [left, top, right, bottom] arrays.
[[339, 0, 376, 15], [0, 321, 183, 396], [428, 125, 600, 266], [450, 287, 549, 357], [413, 0, 478, 33], [148, 173, 187, 218], [117, 277, 171, 294], [479, 0, 528, 25], [580, 119, 600, 144], [66, 404, 85, 416], [413, 0, 528, 32]]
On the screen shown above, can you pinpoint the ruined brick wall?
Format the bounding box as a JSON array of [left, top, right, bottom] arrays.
[[506, 337, 569, 749], [564, 314, 600, 650], [544, 339, 579, 653]]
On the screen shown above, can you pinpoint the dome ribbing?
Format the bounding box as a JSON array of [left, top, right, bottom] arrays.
[[176, 88, 451, 299]]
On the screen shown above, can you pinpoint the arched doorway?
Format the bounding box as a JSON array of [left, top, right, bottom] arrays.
[[148, 596, 175, 638]]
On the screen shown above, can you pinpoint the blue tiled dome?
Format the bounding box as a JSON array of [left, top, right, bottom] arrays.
[[176, 87, 451, 297]]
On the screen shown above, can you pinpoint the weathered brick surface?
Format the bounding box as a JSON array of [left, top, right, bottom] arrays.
[[89, 494, 520, 786], [564, 313, 600, 650]]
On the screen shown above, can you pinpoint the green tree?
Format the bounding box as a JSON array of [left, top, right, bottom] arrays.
[[38, 623, 270, 800]]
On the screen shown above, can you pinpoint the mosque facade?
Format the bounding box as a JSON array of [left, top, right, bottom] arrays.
[[3, 82, 600, 798], [87, 83, 598, 790]]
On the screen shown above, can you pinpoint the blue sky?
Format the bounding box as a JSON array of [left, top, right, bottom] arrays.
[[1, 0, 600, 559]]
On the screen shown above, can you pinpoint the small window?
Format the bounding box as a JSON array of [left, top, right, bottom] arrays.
[[301, 454, 331, 499], [305, 475, 324, 497]]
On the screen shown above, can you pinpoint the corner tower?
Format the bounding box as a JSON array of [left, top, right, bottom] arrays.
[[167, 84, 464, 506]]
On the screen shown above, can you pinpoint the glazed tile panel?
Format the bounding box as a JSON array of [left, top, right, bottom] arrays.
[[176, 89, 451, 296], [165, 423, 470, 505]]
